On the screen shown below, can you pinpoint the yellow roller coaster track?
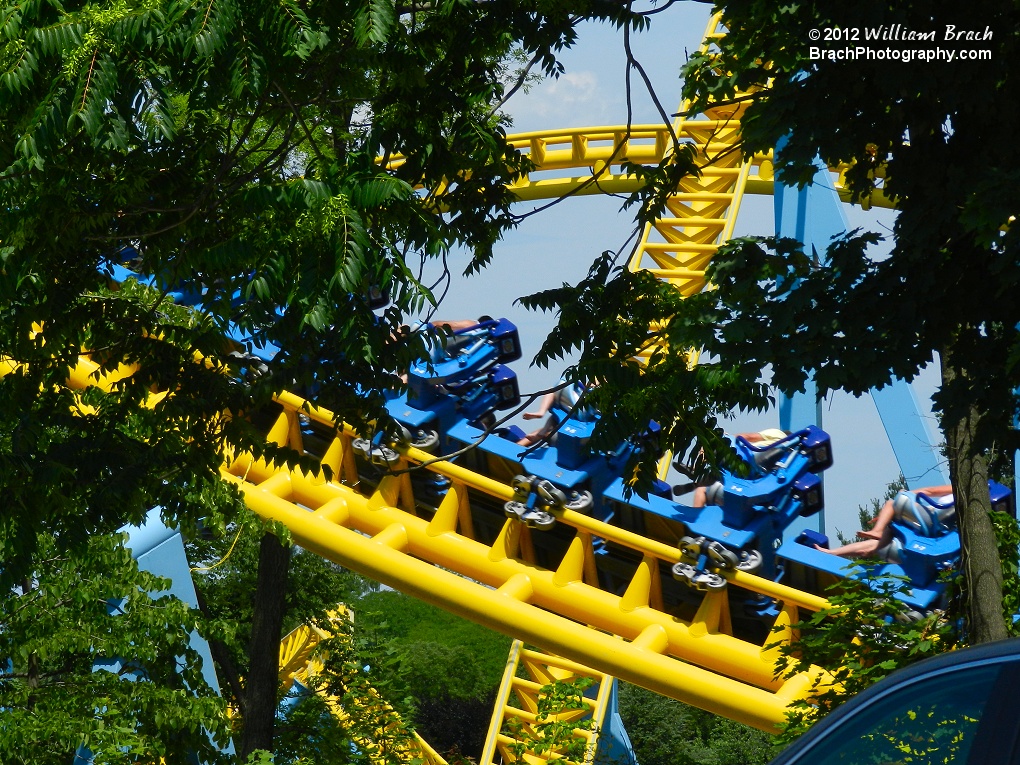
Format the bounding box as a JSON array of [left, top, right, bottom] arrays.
[[214, 390, 829, 733], [52, 350, 829, 732], [481, 641, 620, 765], [501, 130, 889, 212]]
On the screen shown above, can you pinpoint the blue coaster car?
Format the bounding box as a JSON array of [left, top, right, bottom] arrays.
[[381, 318, 522, 453], [447, 405, 624, 521], [444, 385, 662, 571], [604, 426, 832, 589], [777, 481, 1014, 616], [104, 261, 282, 368]]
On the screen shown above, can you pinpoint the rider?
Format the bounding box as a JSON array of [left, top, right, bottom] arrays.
[[690, 429, 790, 508], [816, 484, 954, 560], [516, 377, 598, 447], [396, 317, 493, 381]]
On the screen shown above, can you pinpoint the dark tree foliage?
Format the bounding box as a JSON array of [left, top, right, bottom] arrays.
[[414, 691, 499, 761], [0, 0, 643, 582], [772, 574, 960, 743], [0, 0, 661, 756], [617, 682, 776, 765]]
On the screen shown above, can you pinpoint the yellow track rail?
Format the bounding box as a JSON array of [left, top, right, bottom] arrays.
[[501, 131, 890, 210]]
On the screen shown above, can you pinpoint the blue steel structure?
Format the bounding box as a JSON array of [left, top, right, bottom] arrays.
[[121, 509, 222, 697], [774, 146, 949, 496], [383, 318, 523, 452]]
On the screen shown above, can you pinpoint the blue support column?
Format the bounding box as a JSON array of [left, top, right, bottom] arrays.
[[872, 382, 949, 489], [594, 680, 638, 765], [124, 508, 223, 696], [1012, 387, 1019, 509], [774, 154, 849, 433], [774, 142, 849, 536], [774, 140, 947, 527], [75, 510, 230, 764]]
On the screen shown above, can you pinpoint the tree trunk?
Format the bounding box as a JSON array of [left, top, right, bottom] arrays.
[[941, 349, 1007, 644], [239, 531, 291, 760]]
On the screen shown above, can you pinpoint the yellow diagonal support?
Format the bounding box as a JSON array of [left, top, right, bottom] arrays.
[[29, 347, 831, 732], [624, 13, 751, 308], [213, 387, 832, 733]]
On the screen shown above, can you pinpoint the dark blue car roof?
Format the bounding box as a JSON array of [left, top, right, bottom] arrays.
[[770, 637, 1020, 764]]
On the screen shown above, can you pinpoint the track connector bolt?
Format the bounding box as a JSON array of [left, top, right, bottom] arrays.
[[504, 474, 580, 530], [672, 535, 750, 591]]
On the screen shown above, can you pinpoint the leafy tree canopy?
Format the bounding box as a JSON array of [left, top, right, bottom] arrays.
[[679, 0, 1019, 448], [519, 1, 1018, 646], [530, 0, 1019, 483], [0, 531, 230, 765], [0, 0, 649, 583]]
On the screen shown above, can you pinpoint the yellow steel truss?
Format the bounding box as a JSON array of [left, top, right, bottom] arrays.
[[215, 391, 828, 733], [502, 131, 891, 210], [278, 613, 448, 765], [481, 641, 622, 765]]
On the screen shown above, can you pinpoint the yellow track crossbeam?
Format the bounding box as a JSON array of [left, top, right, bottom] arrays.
[[24, 273, 835, 733], [500, 130, 891, 210]]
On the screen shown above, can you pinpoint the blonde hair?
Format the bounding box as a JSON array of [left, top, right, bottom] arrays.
[[757, 428, 788, 445]]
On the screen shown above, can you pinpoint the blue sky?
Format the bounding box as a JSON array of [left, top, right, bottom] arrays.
[[428, 4, 944, 537]]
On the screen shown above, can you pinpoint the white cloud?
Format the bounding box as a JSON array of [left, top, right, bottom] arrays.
[[507, 70, 612, 131], [544, 71, 599, 103]]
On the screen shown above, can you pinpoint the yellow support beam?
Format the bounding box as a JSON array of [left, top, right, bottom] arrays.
[[623, 13, 752, 302], [26, 348, 832, 732], [214, 389, 831, 734]]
